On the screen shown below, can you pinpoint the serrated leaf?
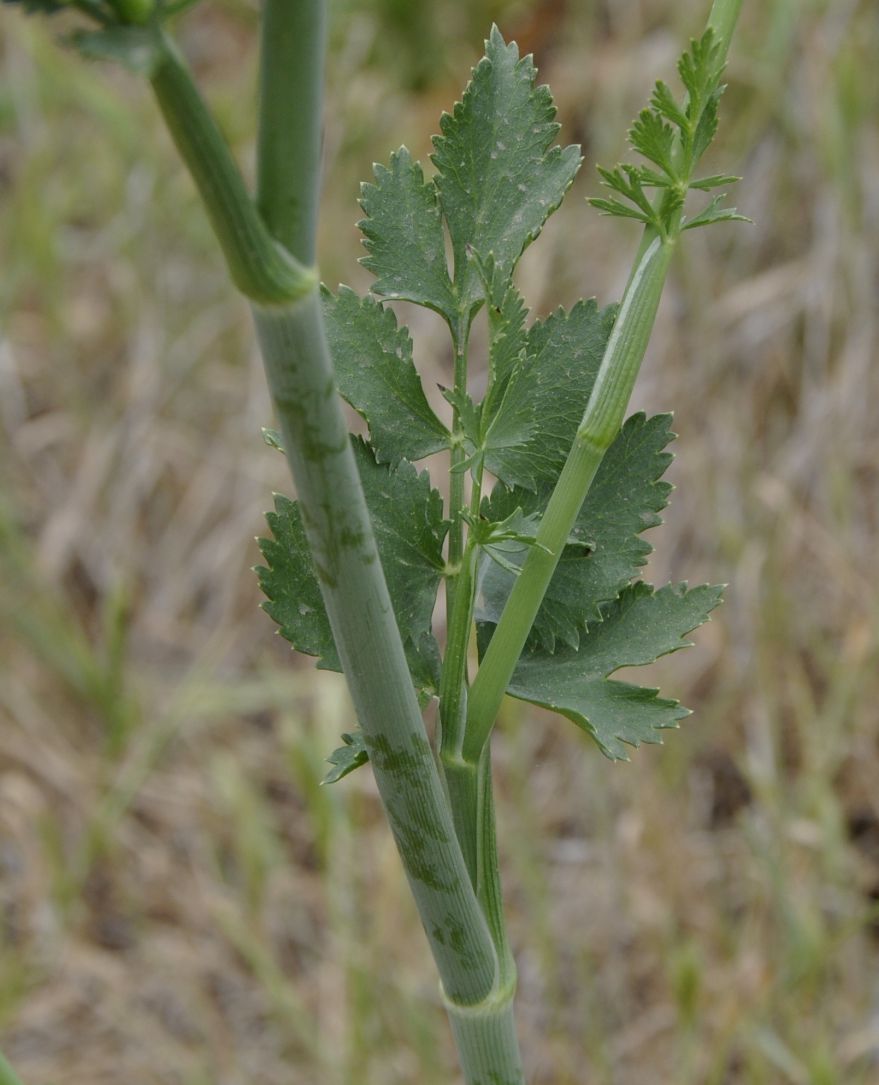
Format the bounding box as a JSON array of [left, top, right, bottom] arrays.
[[692, 89, 722, 162], [432, 25, 581, 309], [257, 438, 446, 699], [478, 412, 675, 650], [482, 299, 616, 491], [678, 30, 723, 108], [651, 80, 689, 131], [497, 582, 724, 759], [321, 287, 449, 464], [358, 147, 457, 321], [481, 267, 528, 403], [322, 731, 369, 785], [587, 197, 653, 224], [70, 27, 161, 75], [628, 108, 676, 177]]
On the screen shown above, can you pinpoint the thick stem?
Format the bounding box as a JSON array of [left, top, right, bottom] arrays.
[[257, 0, 326, 263], [445, 992, 525, 1085], [253, 292, 498, 1005], [149, 30, 314, 304], [464, 237, 675, 763]]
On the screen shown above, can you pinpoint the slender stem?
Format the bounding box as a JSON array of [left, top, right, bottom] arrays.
[[464, 236, 674, 763], [477, 750, 516, 982], [446, 317, 471, 609], [439, 543, 479, 883], [257, 0, 327, 263], [462, 0, 743, 767], [149, 29, 314, 304]]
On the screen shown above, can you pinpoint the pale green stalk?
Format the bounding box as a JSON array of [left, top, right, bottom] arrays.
[[147, 12, 502, 1011]]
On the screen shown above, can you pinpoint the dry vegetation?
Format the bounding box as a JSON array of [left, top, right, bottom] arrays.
[[1, 1, 878, 1082]]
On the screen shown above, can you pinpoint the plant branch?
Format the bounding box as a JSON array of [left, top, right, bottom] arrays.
[[257, 0, 326, 263], [148, 28, 315, 304], [254, 294, 499, 1005], [146, 17, 501, 1007], [464, 0, 742, 765]]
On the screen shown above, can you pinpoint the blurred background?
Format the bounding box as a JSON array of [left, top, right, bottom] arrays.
[[1, 0, 878, 1082]]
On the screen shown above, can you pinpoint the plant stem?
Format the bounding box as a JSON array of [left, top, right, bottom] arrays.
[[254, 293, 499, 1005], [446, 991, 525, 1085], [465, 235, 674, 763], [257, 0, 326, 263], [708, 0, 743, 56], [439, 541, 479, 884], [463, 0, 742, 766], [146, 19, 502, 1008], [149, 30, 314, 305]]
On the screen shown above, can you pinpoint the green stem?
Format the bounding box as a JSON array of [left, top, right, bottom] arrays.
[[147, 18, 500, 1008], [439, 541, 479, 883], [254, 292, 499, 1006], [257, 0, 327, 263], [462, 0, 742, 767], [707, 0, 743, 57], [464, 235, 675, 764], [445, 987, 524, 1085], [149, 29, 314, 304], [446, 317, 471, 611]]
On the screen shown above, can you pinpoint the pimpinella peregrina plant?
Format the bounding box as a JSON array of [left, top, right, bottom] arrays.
[[1, 0, 745, 1080]]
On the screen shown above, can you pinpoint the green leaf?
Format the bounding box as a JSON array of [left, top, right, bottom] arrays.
[[692, 88, 722, 162], [322, 731, 369, 785], [257, 438, 446, 699], [628, 108, 676, 177], [321, 287, 449, 465], [689, 173, 741, 191], [682, 194, 750, 231], [482, 299, 616, 491], [478, 412, 675, 650], [587, 196, 653, 225], [358, 147, 457, 322], [678, 31, 724, 109], [650, 80, 689, 132], [431, 25, 581, 309], [499, 582, 724, 759], [479, 259, 529, 405], [70, 27, 161, 74], [261, 426, 284, 452]]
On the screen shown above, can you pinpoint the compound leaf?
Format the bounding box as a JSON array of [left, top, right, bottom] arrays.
[[499, 581, 724, 759], [432, 25, 581, 309], [358, 147, 457, 322], [482, 299, 616, 491], [257, 438, 446, 699], [322, 286, 449, 465], [478, 412, 675, 650]]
